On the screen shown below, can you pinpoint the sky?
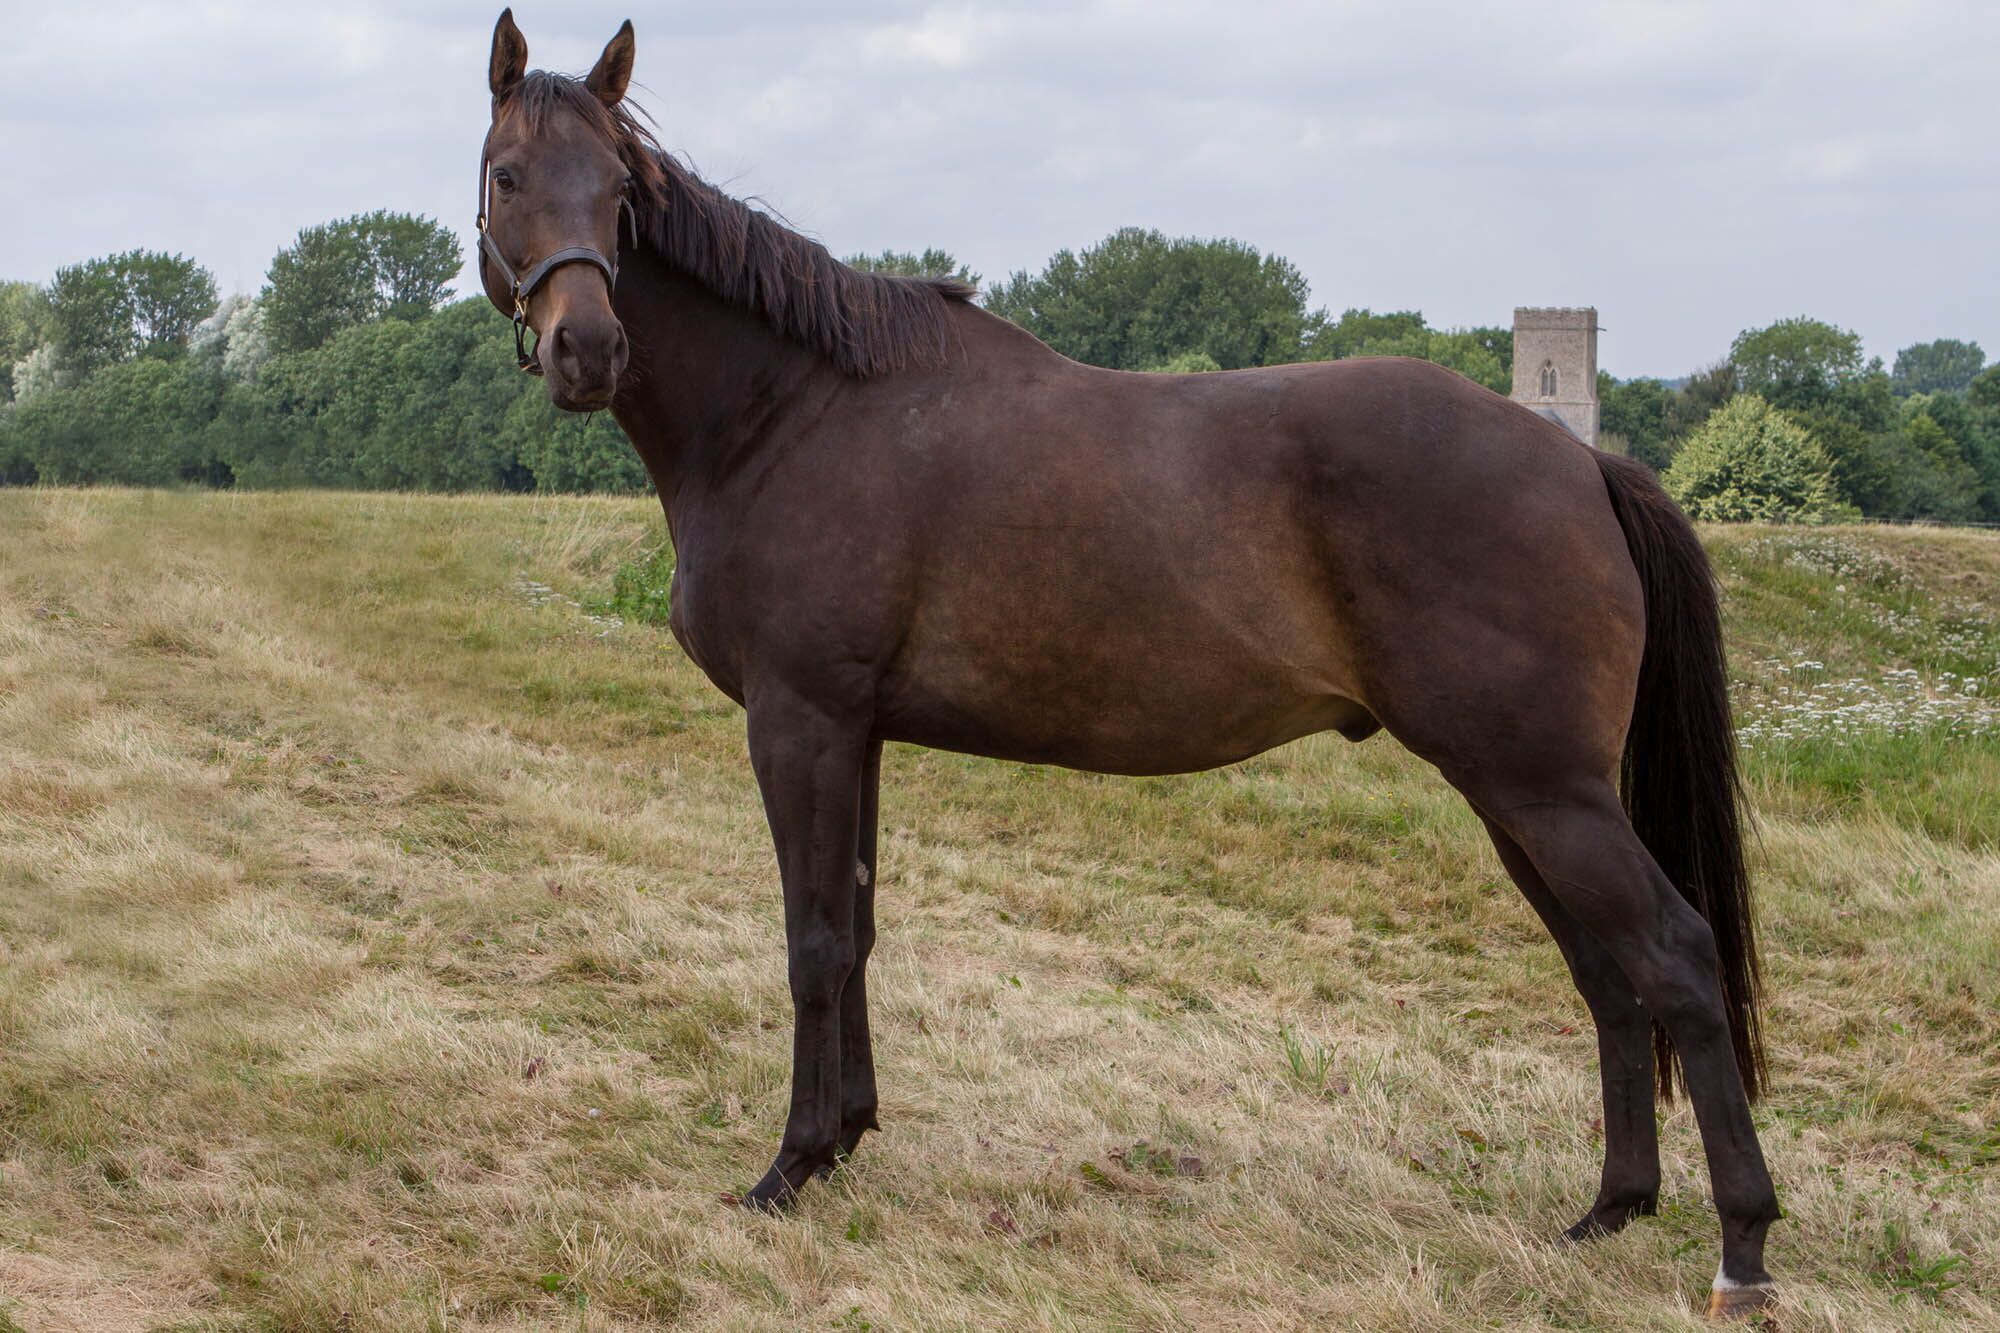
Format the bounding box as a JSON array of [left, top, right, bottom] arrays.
[[2, 0, 1995, 378]]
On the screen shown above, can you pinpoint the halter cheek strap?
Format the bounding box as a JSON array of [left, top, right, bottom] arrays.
[[476, 158, 639, 375]]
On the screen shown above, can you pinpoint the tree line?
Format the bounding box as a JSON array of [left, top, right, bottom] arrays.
[[2, 219, 1994, 523], [0, 214, 636, 493]]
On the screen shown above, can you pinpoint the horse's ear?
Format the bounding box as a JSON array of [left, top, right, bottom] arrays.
[[490, 9, 529, 100], [585, 20, 635, 106]]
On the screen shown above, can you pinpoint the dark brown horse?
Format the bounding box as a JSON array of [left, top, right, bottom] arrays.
[[477, 12, 1780, 1317]]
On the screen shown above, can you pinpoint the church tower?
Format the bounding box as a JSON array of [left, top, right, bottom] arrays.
[[1509, 307, 1599, 447]]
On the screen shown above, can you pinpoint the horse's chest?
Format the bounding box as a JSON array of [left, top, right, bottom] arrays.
[[663, 560, 745, 704]]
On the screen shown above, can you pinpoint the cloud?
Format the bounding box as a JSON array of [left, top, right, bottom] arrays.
[[1, 1, 1994, 373]]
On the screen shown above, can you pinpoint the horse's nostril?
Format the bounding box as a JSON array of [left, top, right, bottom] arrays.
[[549, 324, 581, 376]]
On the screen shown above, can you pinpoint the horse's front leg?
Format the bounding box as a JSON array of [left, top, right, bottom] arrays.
[[837, 740, 884, 1158], [742, 686, 870, 1211]]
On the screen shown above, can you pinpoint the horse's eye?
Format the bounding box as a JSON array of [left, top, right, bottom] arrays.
[[493, 170, 516, 194]]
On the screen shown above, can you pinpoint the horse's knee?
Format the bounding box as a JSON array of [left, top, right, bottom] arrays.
[[788, 931, 857, 1003]]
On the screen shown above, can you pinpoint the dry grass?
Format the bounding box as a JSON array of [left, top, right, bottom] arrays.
[[0, 489, 1993, 1332]]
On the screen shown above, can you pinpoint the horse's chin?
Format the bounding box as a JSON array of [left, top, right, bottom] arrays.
[[545, 379, 618, 414]]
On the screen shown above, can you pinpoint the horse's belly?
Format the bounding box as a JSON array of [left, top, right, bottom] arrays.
[[875, 642, 1374, 776]]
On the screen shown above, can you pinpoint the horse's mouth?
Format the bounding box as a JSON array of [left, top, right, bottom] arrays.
[[547, 381, 617, 414]]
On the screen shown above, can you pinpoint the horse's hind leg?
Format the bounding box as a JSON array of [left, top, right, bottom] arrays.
[[1483, 818, 1660, 1239], [1484, 781, 1779, 1311]]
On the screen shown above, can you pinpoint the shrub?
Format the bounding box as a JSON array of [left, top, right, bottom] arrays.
[[1662, 394, 1854, 523]]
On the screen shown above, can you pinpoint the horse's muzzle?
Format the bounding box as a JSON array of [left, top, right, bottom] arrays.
[[540, 315, 629, 411]]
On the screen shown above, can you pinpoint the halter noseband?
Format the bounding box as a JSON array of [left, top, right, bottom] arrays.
[[476, 158, 639, 375]]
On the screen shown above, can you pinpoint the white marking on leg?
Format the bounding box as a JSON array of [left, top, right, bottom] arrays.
[[1712, 1260, 1773, 1293]]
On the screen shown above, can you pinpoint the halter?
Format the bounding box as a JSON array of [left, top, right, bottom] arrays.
[[476, 158, 639, 375]]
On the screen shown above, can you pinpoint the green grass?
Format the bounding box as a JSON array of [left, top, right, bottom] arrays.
[[0, 492, 1994, 1330]]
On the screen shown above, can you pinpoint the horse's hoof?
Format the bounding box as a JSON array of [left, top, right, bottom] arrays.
[[1562, 1215, 1611, 1244], [836, 1114, 879, 1159], [1561, 1196, 1656, 1243], [741, 1167, 800, 1213], [1705, 1281, 1776, 1321]]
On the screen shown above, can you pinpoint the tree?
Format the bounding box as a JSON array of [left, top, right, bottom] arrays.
[[0, 280, 48, 358], [1728, 317, 1864, 410], [1308, 308, 1426, 360], [123, 251, 220, 348], [1144, 350, 1223, 373], [262, 212, 461, 353], [1301, 308, 1511, 394], [7, 353, 226, 486], [844, 248, 980, 288], [1972, 366, 2000, 412], [48, 261, 130, 377], [1664, 361, 1737, 442], [1892, 339, 1987, 397], [46, 251, 217, 377], [361, 210, 463, 317], [1661, 394, 1853, 523], [983, 228, 1315, 370], [0, 280, 50, 400], [262, 223, 373, 354], [1965, 371, 2000, 518], [1891, 405, 1983, 522], [191, 294, 273, 383], [1599, 375, 1673, 470]]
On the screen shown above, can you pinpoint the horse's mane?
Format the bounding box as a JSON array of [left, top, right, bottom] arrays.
[[502, 73, 975, 378]]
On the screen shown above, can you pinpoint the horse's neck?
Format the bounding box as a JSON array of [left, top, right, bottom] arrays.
[[609, 253, 831, 518]]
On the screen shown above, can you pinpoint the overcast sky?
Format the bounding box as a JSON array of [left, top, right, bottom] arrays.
[[3, 1, 1994, 376]]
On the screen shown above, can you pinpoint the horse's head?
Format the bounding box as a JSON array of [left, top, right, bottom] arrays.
[[479, 10, 644, 411]]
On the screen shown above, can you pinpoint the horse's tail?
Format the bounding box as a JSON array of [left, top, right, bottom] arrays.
[[1593, 451, 1765, 1105]]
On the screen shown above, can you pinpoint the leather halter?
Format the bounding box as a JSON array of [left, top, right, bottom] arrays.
[[475, 158, 638, 375]]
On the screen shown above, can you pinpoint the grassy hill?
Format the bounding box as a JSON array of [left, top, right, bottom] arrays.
[[0, 490, 1993, 1331]]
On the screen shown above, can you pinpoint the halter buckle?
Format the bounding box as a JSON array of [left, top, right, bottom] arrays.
[[476, 157, 625, 378]]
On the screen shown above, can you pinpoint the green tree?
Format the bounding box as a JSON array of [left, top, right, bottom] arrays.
[[124, 251, 221, 348], [360, 210, 464, 317], [47, 261, 130, 377], [213, 298, 641, 495], [0, 280, 51, 400], [844, 248, 980, 288], [262, 223, 374, 354], [1599, 375, 1673, 470], [1303, 308, 1511, 393], [1143, 350, 1224, 374], [1783, 363, 1905, 517], [1413, 327, 1511, 394], [983, 228, 1315, 370], [8, 354, 226, 486], [1308, 308, 1427, 360], [0, 280, 49, 357], [1661, 394, 1853, 523], [1891, 339, 1986, 397], [1663, 362, 1737, 443], [47, 251, 217, 377], [1728, 317, 1864, 411], [263, 212, 461, 353], [1972, 366, 2000, 412], [1890, 405, 1983, 522]]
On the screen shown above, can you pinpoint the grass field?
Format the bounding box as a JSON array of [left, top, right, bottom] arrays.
[[0, 489, 1994, 1332]]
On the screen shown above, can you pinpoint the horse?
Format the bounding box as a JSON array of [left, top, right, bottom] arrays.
[[474, 11, 1781, 1317]]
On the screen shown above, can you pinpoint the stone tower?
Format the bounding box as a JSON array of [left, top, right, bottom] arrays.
[[1509, 307, 1599, 447]]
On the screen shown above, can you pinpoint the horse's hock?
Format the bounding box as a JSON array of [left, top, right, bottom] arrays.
[[1511, 306, 1601, 448]]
